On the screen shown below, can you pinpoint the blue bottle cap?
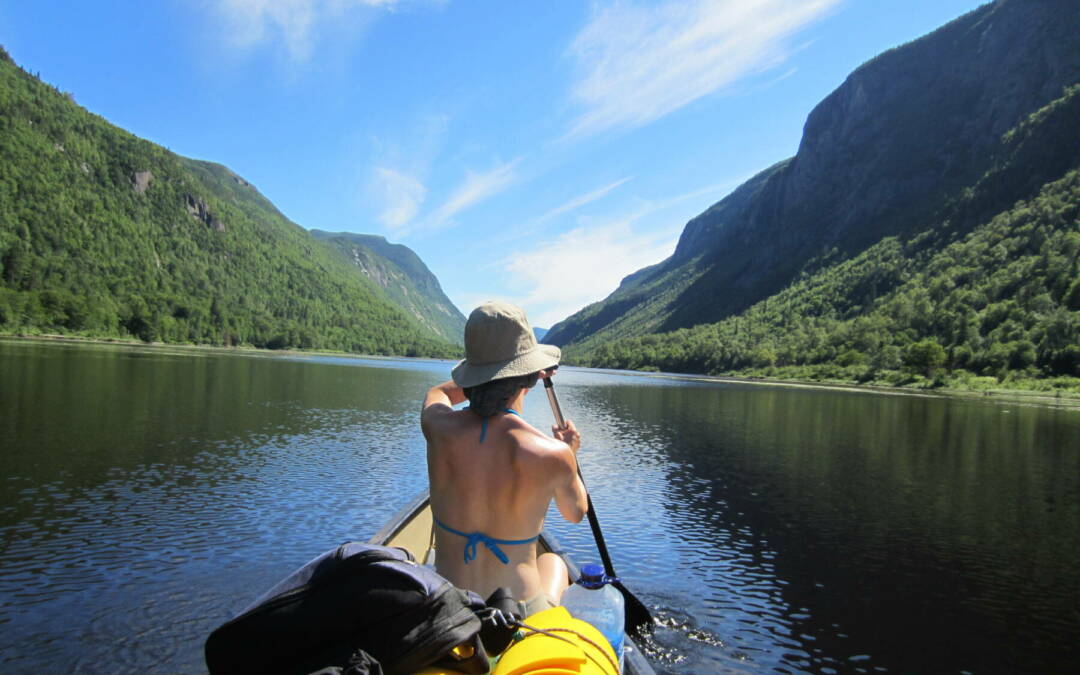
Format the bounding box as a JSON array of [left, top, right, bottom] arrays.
[[578, 563, 607, 588]]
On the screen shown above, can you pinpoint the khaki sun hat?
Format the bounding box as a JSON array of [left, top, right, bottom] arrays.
[[451, 301, 561, 388]]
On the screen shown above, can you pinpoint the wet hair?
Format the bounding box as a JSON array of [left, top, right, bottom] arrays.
[[463, 372, 540, 417]]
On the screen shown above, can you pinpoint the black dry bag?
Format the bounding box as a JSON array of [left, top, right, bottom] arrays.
[[204, 542, 489, 675]]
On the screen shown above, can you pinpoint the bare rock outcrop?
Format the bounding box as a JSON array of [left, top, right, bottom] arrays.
[[185, 194, 225, 231], [133, 171, 153, 194]]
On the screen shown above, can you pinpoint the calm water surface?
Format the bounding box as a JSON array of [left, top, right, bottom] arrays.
[[1, 339, 1078, 674]]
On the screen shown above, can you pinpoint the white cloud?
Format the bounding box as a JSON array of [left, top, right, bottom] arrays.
[[567, 0, 841, 137], [211, 0, 406, 61], [501, 220, 678, 329], [423, 159, 521, 231], [535, 177, 632, 224], [370, 167, 427, 230]]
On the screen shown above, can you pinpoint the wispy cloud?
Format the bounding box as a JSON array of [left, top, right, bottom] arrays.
[[644, 178, 746, 215], [370, 167, 427, 230], [498, 178, 743, 327], [567, 0, 841, 137], [535, 177, 632, 224], [363, 114, 449, 234], [423, 159, 521, 231], [211, 0, 407, 61]]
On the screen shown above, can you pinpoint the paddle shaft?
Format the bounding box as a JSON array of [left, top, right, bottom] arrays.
[[544, 380, 617, 576], [543, 377, 654, 634]]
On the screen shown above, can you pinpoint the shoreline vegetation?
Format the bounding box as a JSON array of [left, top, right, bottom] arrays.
[[6, 332, 1078, 410], [0, 331, 451, 364]]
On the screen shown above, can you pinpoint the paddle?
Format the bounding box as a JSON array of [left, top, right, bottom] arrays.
[[543, 376, 654, 635]]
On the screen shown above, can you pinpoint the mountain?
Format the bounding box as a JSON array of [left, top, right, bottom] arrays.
[[0, 46, 458, 357], [310, 230, 465, 344], [580, 87, 1080, 380], [533, 327, 548, 342], [545, 0, 1080, 356]]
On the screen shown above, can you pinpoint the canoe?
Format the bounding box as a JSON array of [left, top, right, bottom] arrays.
[[369, 490, 656, 675]]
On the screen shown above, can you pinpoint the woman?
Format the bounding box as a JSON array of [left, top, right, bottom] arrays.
[[421, 301, 588, 617]]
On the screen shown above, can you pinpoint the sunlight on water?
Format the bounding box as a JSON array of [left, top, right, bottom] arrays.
[[1, 340, 1078, 674]]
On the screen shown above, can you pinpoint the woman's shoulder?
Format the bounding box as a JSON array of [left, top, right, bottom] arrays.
[[509, 423, 572, 464], [422, 405, 475, 440]]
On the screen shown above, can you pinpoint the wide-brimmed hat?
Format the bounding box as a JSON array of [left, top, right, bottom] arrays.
[[451, 301, 560, 388]]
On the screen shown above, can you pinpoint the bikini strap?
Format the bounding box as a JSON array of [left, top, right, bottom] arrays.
[[433, 516, 539, 564], [470, 406, 522, 443]]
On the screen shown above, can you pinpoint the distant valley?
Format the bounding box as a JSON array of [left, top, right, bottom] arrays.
[[310, 230, 465, 344], [1, 0, 1077, 392]]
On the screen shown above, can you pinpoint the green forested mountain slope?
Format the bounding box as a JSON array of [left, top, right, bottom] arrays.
[[0, 47, 458, 357], [310, 230, 465, 344], [546, 0, 1080, 353], [569, 85, 1080, 382]]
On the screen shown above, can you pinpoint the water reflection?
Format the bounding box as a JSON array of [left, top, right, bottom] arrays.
[[1, 342, 1078, 674], [0, 341, 449, 673], [562, 375, 1080, 673]]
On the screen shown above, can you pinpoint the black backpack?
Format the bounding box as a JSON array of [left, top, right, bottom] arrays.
[[204, 542, 492, 675]]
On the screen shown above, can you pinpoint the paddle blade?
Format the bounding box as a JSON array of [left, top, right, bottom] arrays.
[[614, 579, 654, 636]]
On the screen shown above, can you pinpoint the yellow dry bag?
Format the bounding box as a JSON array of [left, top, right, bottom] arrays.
[[492, 605, 619, 675]]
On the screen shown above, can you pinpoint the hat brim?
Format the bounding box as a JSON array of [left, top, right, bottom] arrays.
[[451, 343, 561, 388]]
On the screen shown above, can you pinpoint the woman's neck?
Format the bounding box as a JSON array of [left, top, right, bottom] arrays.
[[505, 389, 527, 412]]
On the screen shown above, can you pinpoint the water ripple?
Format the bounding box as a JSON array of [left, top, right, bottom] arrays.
[[2, 345, 1079, 674]]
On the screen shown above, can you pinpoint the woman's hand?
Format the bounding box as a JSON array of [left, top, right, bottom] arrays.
[[552, 418, 581, 455]]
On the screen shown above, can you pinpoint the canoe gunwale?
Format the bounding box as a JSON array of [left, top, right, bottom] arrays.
[[368, 489, 431, 549]]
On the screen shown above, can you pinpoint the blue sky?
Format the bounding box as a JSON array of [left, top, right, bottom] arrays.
[[2, 0, 987, 328]]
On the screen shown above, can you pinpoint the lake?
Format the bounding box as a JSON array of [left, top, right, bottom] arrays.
[[1, 338, 1078, 674]]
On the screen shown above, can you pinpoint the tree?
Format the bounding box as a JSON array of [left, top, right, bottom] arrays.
[[903, 340, 947, 377]]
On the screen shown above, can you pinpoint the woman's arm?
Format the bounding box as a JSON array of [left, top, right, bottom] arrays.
[[421, 381, 467, 442], [551, 420, 588, 523], [422, 380, 467, 411]]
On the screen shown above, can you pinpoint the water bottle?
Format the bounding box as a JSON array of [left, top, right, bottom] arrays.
[[561, 563, 625, 667]]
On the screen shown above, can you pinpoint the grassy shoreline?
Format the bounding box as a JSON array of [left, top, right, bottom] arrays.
[[609, 364, 1080, 408], [0, 331, 453, 364], [7, 332, 1078, 410], [714, 371, 1080, 407]]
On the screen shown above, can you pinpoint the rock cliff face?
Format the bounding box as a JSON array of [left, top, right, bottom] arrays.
[[546, 0, 1080, 349], [184, 194, 224, 231], [310, 230, 466, 344], [132, 170, 152, 194]]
